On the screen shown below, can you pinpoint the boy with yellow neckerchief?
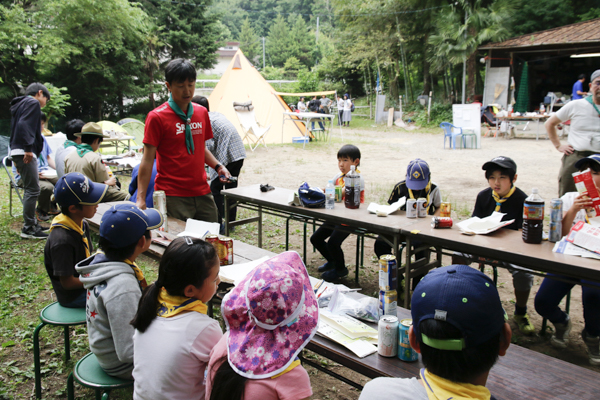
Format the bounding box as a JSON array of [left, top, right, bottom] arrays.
[[44, 173, 108, 308], [453, 156, 535, 335], [76, 203, 163, 379], [359, 265, 512, 400]]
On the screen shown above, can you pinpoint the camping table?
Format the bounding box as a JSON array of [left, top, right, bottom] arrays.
[[399, 217, 600, 308], [496, 115, 549, 140], [282, 111, 336, 147], [99, 135, 135, 155]]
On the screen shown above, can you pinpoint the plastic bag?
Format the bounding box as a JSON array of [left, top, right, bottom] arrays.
[[327, 286, 379, 323]]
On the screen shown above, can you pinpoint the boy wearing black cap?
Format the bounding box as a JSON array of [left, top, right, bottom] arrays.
[[44, 173, 108, 308], [453, 156, 535, 335], [359, 265, 511, 400], [76, 203, 163, 379]]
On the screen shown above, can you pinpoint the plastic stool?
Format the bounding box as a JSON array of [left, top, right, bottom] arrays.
[[67, 353, 133, 400], [34, 302, 86, 399]]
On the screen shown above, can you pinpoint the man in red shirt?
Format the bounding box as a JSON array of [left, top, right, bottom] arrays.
[[136, 59, 231, 222]]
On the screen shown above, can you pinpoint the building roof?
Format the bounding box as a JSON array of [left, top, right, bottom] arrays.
[[479, 18, 600, 51]]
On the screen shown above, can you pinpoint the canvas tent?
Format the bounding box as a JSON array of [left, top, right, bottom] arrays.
[[209, 49, 304, 144]]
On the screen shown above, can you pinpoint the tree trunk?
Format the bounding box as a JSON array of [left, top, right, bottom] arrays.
[[422, 37, 431, 95], [96, 101, 102, 121], [467, 51, 477, 102], [388, 65, 399, 107]]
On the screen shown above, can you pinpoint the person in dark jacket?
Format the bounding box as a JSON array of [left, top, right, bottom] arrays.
[[9, 82, 51, 239]]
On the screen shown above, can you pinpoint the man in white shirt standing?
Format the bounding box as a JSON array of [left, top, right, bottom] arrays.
[[546, 69, 600, 196]]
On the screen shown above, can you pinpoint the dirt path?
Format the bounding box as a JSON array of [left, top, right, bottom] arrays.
[[234, 125, 599, 399]]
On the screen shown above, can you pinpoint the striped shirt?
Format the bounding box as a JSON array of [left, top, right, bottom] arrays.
[[206, 111, 246, 182]]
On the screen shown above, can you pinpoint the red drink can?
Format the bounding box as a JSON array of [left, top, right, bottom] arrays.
[[431, 217, 453, 228], [218, 236, 234, 266]]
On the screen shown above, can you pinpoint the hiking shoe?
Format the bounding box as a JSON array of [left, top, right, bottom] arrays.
[[317, 262, 335, 273], [36, 209, 50, 222], [20, 225, 49, 240], [322, 267, 349, 282], [513, 313, 536, 335], [550, 316, 572, 349], [582, 330, 600, 366]]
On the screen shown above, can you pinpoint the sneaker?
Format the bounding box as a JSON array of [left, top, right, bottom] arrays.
[[20, 225, 49, 240], [317, 262, 335, 273], [582, 330, 600, 366], [513, 313, 536, 335], [550, 316, 572, 349], [36, 209, 50, 222], [322, 267, 349, 282]]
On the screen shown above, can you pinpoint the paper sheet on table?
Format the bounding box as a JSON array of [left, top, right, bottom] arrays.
[[110, 157, 141, 169], [367, 197, 406, 216], [456, 212, 514, 235], [319, 309, 377, 340], [177, 218, 220, 239], [317, 319, 377, 358], [553, 238, 600, 260], [219, 256, 271, 285], [39, 168, 57, 179]]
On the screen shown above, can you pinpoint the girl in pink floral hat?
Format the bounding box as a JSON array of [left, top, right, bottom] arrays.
[[206, 251, 319, 400]]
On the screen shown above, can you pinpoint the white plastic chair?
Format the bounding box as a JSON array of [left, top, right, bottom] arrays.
[[233, 101, 271, 151]]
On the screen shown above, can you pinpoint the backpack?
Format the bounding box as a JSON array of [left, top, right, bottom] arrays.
[[309, 99, 319, 112], [298, 182, 325, 208], [351, 102, 355, 112]]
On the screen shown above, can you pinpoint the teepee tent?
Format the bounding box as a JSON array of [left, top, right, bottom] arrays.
[[208, 49, 304, 144]]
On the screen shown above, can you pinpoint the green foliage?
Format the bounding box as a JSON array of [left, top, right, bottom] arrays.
[[284, 57, 303, 75], [510, 0, 575, 36], [296, 69, 321, 92], [266, 14, 314, 68], [260, 66, 286, 80], [239, 18, 261, 63], [408, 101, 453, 127], [41, 83, 71, 120]]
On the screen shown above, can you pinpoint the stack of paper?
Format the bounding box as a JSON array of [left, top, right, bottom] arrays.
[[177, 218, 220, 239], [456, 212, 514, 235], [219, 256, 270, 285], [367, 197, 406, 216], [553, 238, 600, 260], [317, 309, 378, 358]]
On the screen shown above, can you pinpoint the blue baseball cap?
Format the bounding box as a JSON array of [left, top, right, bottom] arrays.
[[406, 158, 430, 190], [100, 203, 163, 248], [575, 154, 600, 170], [54, 173, 108, 207], [411, 265, 507, 350]]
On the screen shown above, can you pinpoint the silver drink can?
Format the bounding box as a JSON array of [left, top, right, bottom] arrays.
[[378, 316, 399, 357], [549, 221, 562, 243], [152, 190, 168, 232], [550, 198, 563, 222], [417, 198, 427, 218], [406, 199, 417, 218]]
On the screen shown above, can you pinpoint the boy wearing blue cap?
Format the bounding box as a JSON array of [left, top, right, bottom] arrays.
[[76, 203, 163, 379], [44, 173, 108, 308], [535, 154, 600, 365], [359, 265, 511, 400], [453, 156, 535, 335]]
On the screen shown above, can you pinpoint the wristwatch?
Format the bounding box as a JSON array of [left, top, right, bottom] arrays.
[[215, 163, 222, 171]]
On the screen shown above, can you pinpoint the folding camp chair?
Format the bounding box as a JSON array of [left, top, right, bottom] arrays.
[[2, 156, 24, 217], [233, 101, 271, 152]]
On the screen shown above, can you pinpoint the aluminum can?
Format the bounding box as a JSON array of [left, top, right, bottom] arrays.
[[406, 199, 417, 218], [378, 316, 399, 357], [335, 185, 343, 203], [379, 290, 397, 318], [152, 190, 168, 232], [417, 198, 427, 218], [550, 198, 563, 222], [398, 318, 419, 362], [205, 234, 219, 245], [431, 217, 453, 228], [549, 221, 562, 243], [218, 236, 234, 266], [440, 202, 452, 218], [379, 254, 397, 291]]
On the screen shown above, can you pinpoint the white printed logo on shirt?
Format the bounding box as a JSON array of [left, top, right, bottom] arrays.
[[175, 122, 203, 136]]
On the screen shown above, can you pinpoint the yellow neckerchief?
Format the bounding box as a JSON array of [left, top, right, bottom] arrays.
[[123, 258, 147, 288], [156, 287, 208, 317], [421, 368, 491, 400], [270, 359, 301, 379], [408, 181, 432, 214], [492, 185, 516, 212], [50, 214, 91, 257], [335, 168, 361, 189]]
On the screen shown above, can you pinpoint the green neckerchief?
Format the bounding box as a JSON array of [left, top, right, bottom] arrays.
[[168, 94, 195, 154], [64, 140, 77, 149], [586, 96, 600, 117], [75, 143, 94, 157]]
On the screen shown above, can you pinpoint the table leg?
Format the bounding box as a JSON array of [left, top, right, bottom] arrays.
[[404, 236, 412, 309], [224, 195, 230, 236], [258, 206, 263, 248]]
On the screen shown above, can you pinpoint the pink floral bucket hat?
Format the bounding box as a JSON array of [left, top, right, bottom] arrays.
[[222, 251, 319, 378]]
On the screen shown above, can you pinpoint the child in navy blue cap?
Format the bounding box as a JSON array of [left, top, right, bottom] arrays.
[[535, 154, 600, 365], [44, 172, 108, 308], [359, 265, 511, 400], [76, 203, 163, 379]]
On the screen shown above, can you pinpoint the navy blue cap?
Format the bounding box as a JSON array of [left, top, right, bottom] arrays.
[[406, 158, 430, 190], [411, 265, 506, 350], [575, 154, 600, 170], [54, 172, 108, 207], [100, 203, 163, 248]]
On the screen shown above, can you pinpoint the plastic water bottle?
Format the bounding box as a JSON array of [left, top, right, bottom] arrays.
[[325, 179, 335, 210], [522, 188, 545, 244]]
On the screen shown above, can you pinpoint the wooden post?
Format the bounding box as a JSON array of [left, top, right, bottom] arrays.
[[398, 96, 403, 120], [388, 107, 394, 127], [427, 91, 432, 124]]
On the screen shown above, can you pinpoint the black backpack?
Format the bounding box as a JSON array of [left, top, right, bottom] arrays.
[[309, 99, 319, 112]]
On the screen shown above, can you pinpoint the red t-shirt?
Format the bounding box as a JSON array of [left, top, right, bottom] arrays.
[[144, 102, 214, 197]]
